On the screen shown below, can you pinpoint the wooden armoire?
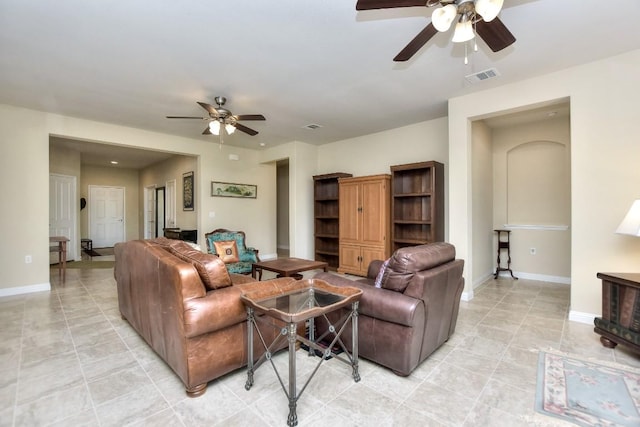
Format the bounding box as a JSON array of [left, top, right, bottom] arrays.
[[337, 174, 391, 276]]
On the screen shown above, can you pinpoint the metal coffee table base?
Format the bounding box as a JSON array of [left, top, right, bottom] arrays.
[[245, 302, 360, 427]]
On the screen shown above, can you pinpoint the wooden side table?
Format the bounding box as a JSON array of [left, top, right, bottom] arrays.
[[241, 278, 362, 427], [594, 272, 640, 355], [494, 229, 517, 279], [50, 236, 70, 283]]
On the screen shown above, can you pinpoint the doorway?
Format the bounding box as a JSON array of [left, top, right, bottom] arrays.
[[472, 101, 571, 286], [89, 185, 125, 247], [49, 173, 77, 262], [156, 186, 165, 238], [276, 160, 290, 257]]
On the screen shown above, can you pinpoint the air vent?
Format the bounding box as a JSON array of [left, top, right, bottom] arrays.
[[303, 123, 323, 130], [465, 67, 501, 84]]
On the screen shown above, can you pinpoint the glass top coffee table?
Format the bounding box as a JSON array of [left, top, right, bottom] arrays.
[[241, 278, 362, 427]]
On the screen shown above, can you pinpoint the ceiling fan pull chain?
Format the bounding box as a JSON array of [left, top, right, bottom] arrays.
[[464, 42, 469, 65], [473, 19, 478, 52]]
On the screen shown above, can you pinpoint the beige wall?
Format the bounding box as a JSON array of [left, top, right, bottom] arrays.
[[80, 165, 140, 244], [317, 118, 450, 240], [317, 118, 449, 177], [449, 49, 640, 320], [471, 121, 494, 287], [276, 162, 290, 250]]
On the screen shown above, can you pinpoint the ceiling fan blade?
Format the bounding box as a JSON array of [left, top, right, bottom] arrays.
[[197, 101, 219, 117], [234, 122, 259, 136], [235, 114, 266, 121], [166, 116, 205, 119], [202, 127, 212, 135], [475, 17, 516, 52], [393, 22, 438, 62], [356, 0, 427, 10]]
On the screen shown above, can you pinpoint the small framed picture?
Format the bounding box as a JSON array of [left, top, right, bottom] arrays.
[[183, 171, 194, 210], [211, 181, 257, 199]]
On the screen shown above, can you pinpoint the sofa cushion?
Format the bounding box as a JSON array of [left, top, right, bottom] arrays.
[[380, 243, 456, 292], [169, 243, 232, 290], [213, 240, 240, 263]]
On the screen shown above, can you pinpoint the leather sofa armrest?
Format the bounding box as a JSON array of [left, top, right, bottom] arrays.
[[182, 285, 246, 338], [314, 272, 420, 327], [366, 260, 384, 280]]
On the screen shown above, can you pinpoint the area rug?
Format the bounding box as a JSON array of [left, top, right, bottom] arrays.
[[535, 350, 640, 426]]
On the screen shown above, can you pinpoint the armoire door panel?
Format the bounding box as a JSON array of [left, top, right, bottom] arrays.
[[339, 181, 360, 243], [361, 180, 387, 246]]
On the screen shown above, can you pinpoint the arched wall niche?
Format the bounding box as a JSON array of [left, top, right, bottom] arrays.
[[506, 140, 570, 226]]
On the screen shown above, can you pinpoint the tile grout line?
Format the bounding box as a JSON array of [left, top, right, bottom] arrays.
[[54, 277, 104, 426], [461, 280, 538, 426], [92, 276, 188, 427], [12, 294, 28, 427]]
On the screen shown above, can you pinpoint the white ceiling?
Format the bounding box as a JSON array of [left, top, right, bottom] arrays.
[[2, 0, 640, 158]]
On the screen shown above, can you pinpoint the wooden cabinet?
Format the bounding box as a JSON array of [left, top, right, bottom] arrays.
[[390, 161, 444, 252], [313, 173, 352, 270], [338, 174, 390, 276]]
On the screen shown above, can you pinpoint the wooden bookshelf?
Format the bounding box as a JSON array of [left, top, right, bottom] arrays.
[[313, 172, 352, 270], [390, 161, 444, 252]]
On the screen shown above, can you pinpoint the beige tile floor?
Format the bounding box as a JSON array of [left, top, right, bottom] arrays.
[[2, 267, 639, 426]]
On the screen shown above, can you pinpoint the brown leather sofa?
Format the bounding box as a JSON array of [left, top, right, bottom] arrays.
[[114, 238, 290, 397], [314, 242, 464, 376]]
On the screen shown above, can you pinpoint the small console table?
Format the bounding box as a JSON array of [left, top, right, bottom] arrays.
[[50, 236, 70, 283], [494, 229, 517, 279]]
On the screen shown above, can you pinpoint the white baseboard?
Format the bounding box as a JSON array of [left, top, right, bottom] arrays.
[[509, 271, 571, 285], [261, 252, 278, 261], [569, 310, 597, 325], [461, 290, 474, 301], [0, 282, 51, 298], [473, 272, 494, 289]]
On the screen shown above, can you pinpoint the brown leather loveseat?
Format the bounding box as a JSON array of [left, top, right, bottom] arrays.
[[114, 238, 288, 397], [314, 242, 464, 376]]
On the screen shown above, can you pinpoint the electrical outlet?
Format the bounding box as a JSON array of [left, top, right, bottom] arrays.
[[25, 255, 32, 264], [530, 248, 537, 255]]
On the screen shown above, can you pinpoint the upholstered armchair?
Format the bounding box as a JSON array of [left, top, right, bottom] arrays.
[[205, 228, 259, 274], [314, 242, 464, 376]]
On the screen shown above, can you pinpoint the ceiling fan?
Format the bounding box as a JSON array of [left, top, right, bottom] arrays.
[[356, 0, 516, 62], [166, 96, 266, 137]]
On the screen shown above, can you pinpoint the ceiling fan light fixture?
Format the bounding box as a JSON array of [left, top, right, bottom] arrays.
[[474, 0, 503, 22], [452, 18, 475, 43], [209, 120, 221, 135], [225, 123, 236, 135], [431, 4, 457, 32]]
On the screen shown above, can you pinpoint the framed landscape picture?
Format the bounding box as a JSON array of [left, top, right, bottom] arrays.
[[211, 181, 257, 199], [183, 171, 194, 210]]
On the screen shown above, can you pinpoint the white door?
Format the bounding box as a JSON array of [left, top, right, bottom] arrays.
[[144, 186, 156, 239], [165, 179, 177, 229], [49, 174, 77, 263], [89, 185, 125, 247]]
